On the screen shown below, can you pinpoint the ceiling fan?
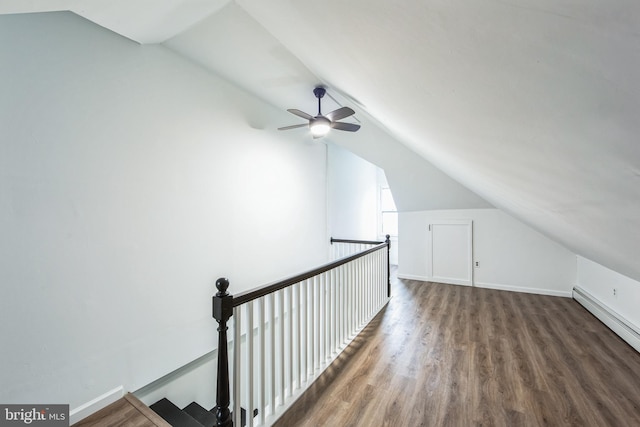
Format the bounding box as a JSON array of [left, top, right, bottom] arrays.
[[278, 87, 361, 138]]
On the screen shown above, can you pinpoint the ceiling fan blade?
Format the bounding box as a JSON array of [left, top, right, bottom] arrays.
[[326, 106, 355, 122], [278, 123, 308, 131], [287, 109, 314, 120], [331, 122, 361, 132]]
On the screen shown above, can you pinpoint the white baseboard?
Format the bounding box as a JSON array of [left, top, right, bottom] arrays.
[[70, 386, 124, 425], [475, 281, 572, 298], [398, 274, 571, 297], [434, 277, 472, 287], [398, 273, 471, 286], [397, 273, 430, 282], [573, 286, 640, 354]]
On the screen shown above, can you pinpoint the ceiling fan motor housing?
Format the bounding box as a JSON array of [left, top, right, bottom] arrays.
[[313, 87, 326, 99]]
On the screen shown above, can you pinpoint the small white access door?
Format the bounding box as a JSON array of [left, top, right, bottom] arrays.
[[428, 220, 473, 286]]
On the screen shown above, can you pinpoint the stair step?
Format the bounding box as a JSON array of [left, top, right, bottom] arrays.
[[150, 398, 203, 427], [183, 402, 216, 427]]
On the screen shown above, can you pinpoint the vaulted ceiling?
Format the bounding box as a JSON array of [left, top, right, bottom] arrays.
[[3, 0, 640, 282]]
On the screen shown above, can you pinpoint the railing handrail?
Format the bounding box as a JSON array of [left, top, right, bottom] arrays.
[[330, 237, 384, 245], [232, 240, 388, 307]]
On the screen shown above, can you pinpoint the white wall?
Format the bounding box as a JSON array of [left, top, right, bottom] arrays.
[[327, 143, 378, 241], [576, 257, 640, 332], [0, 12, 328, 412], [399, 209, 576, 296]]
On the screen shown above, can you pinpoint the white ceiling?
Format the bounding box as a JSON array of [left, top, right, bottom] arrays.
[[3, 0, 640, 282]]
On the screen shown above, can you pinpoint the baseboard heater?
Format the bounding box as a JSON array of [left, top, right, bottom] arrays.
[[573, 286, 640, 354]]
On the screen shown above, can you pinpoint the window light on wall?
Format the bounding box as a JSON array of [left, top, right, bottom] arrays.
[[380, 187, 398, 236]]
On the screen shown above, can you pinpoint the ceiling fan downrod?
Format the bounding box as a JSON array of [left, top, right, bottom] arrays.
[[313, 87, 326, 115]]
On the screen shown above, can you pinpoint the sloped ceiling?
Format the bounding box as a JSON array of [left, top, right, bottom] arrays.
[[2, 0, 639, 282]]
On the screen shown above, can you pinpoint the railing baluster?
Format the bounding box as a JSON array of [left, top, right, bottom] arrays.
[[301, 280, 307, 383], [304, 281, 313, 373], [366, 254, 370, 318], [337, 268, 341, 351], [295, 282, 301, 390], [338, 266, 343, 347], [344, 266, 349, 343], [355, 259, 360, 327], [338, 267, 342, 346], [353, 262, 357, 334], [307, 278, 312, 377], [325, 272, 330, 360], [316, 277, 321, 367], [343, 265, 347, 342], [356, 258, 361, 327], [378, 250, 381, 305], [328, 272, 333, 356], [336, 268, 340, 350], [377, 251, 381, 307], [298, 281, 303, 383], [319, 274, 324, 363], [258, 298, 265, 426], [312, 278, 317, 372], [327, 271, 332, 356], [269, 293, 275, 417], [311, 282, 319, 375], [278, 290, 284, 405], [362, 257, 366, 324], [377, 252, 380, 304], [346, 262, 351, 337], [330, 269, 336, 355], [368, 253, 371, 314], [286, 286, 293, 397], [367, 254, 372, 318], [246, 302, 254, 427], [323, 273, 335, 355], [380, 252, 383, 302], [320, 273, 325, 361], [373, 253, 377, 310], [233, 306, 241, 427], [369, 254, 373, 316], [344, 265, 349, 340], [362, 256, 366, 321], [340, 265, 345, 345], [310, 278, 320, 373], [360, 257, 364, 323]]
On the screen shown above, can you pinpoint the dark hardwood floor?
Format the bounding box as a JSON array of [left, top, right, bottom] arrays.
[[274, 272, 640, 426]]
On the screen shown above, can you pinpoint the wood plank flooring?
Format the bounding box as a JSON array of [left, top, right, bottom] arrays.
[[73, 394, 170, 426], [274, 274, 640, 426]]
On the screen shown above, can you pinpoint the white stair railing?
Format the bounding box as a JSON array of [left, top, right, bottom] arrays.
[[212, 237, 390, 427]]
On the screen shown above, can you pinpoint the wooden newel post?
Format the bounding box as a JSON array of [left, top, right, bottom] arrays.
[[385, 234, 391, 297], [213, 277, 234, 427]]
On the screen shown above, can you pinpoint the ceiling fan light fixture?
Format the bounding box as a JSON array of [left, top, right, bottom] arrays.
[[310, 117, 331, 137], [278, 87, 359, 136]]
